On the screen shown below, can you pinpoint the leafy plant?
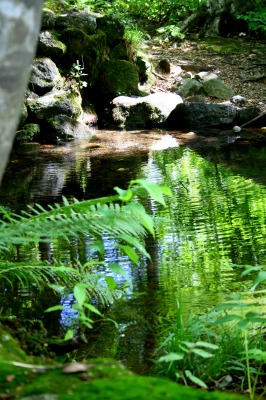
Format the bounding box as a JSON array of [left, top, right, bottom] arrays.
[[237, 7, 266, 35], [156, 25, 185, 42], [69, 60, 88, 93], [0, 180, 172, 335], [154, 265, 266, 397]]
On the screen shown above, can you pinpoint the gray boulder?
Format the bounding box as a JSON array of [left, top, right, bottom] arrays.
[[166, 102, 237, 128], [37, 31, 67, 62], [111, 93, 183, 129], [173, 78, 203, 98], [196, 72, 235, 99], [55, 11, 97, 34], [27, 89, 83, 121], [29, 58, 63, 95], [46, 115, 93, 141]]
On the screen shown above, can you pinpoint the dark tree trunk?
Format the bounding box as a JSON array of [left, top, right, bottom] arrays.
[[179, 0, 263, 37]]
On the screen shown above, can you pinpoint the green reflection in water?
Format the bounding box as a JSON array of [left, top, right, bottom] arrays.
[[139, 147, 266, 314]]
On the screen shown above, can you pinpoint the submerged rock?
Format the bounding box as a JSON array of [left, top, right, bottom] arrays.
[[46, 115, 93, 141]]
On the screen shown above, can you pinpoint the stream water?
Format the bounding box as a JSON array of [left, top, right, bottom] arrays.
[[1, 130, 266, 374]]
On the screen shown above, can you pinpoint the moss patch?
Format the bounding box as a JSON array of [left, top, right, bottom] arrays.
[[200, 38, 246, 54], [61, 29, 107, 84], [0, 325, 246, 400], [99, 60, 140, 102]]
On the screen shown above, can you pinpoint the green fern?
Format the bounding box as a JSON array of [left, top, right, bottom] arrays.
[[0, 180, 172, 328]]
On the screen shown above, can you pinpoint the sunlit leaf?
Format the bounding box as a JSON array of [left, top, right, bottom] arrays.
[[45, 305, 63, 313], [132, 179, 166, 206], [196, 341, 219, 350], [105, 276, 117, 291], [83, 303, 102, 316], [119, 244, 139, 264], [108, 262, 132, 289], [191, 348, 214, 358], [64, 329, 74, 341], [185, 370, 208, 388], [74, 284, 87, 307], [158, 353, 184, 362]]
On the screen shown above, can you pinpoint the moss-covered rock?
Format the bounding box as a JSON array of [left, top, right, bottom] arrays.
[[27, 89, 82, 121], [0, 325, 245, 400], [60, 29, 107, 84], [16, 123, 40, 143], [99, 60, 141, 103], [29, 58, 63, 96], [38, 30, 67, 63], [97, 15, 125, 47]]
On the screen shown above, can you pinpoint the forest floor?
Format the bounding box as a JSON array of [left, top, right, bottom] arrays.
[[144, 36, 266, 113]]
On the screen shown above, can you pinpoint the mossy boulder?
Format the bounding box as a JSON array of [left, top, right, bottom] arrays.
[[46, 115, 93, 141], [0, 325, 245, 400], [29, 58, 63, 95], [99, 60, 140, 103], [61, 28, 107, 84], [27, 89, 83, 121], [16, 123, 40, 143], [97, 15, 125, 47], [55, 11, 97, 34], [37, 31, 67, 63]]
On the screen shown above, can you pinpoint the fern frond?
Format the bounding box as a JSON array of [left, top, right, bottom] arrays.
[[0, 263, 79, 289]]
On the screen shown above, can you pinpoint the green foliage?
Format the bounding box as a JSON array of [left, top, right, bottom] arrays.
[[155, 265, 266, 397], [237, 7, 266, 35], [0, 180, 171, 333]]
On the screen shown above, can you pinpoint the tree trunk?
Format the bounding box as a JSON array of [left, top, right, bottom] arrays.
[[0, 0, 43, 185], [180, 0, 263, 37]]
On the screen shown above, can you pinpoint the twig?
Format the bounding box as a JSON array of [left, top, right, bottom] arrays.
[[240, 111, 266, 128], [152, 71, 168, 80]]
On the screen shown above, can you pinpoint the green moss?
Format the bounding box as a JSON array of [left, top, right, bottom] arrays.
[[0, 326, 245, 400], [61, 29, 107, 84], [99, 60, 140, 101], [200, 38, 246, 54], [16, 123, 40, 143]]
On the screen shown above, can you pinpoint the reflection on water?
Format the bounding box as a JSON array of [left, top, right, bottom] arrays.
[[0, 134, 266, 373]]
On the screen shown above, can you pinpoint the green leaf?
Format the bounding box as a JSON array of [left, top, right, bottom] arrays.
[[89, 240, 105, 254], [158, 353, 184, 362], [105, 276, 117, 291], [64, 329, 74, 340], [45, 305, 63, 313], [74, 284, 87, 307], [196, 341, 219, 350], [185, 370, 208, 389], [118, 234, 150, 259], [114, 187, 133, 202], [132, 179, 166, 206], [191, 348, 214, 358], [83, 303, 102, 316], [252, 270, 266, 290], [108, 262, 132, 289], [119, 245, 139, 264]]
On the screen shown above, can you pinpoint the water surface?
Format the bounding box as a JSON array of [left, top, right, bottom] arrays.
[[1, 131, 266, 373]]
